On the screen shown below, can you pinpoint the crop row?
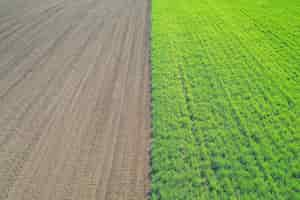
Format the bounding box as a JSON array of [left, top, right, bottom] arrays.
[[151, 0, 300, 199]]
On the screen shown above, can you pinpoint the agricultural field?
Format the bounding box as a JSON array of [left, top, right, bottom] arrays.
[[151, 0, 300, 199]]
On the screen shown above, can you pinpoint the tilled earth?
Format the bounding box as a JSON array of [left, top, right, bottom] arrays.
[[0, 0, 151, 199]]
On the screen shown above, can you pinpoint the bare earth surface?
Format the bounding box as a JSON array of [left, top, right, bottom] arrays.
[[0, 0, 151, 199]]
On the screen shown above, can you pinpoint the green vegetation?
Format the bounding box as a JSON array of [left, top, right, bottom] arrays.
[[151, 0, 300, 199]]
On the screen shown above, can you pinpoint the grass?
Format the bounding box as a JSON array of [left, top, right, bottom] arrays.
[[150, 0, 300, 199]]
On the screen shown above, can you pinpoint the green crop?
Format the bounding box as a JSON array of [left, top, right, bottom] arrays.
[[151, 0, 300, 199]]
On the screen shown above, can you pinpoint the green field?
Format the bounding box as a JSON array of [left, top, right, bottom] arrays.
[[151, 0, 300, 199]]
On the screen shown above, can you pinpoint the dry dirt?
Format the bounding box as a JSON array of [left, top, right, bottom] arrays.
[[0, 0, 151, 199]]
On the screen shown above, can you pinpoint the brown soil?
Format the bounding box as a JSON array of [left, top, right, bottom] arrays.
[[0, 0, 151, 199]]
